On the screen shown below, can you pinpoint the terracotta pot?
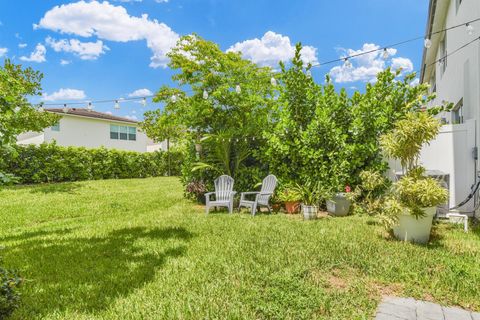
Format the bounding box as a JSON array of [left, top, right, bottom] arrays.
[[284, 201, 300, 214]]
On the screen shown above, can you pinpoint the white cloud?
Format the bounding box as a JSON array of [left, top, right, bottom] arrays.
[[329, 43, 413, 83], [0, 48, 7, 57], [410, 78, 420, 87], [60, 59, 71, 65], [42, 88, 86, 101], [128, 88, 153, 97], [227, 31, 318, 68], [36, 1, 179, 68], [391, 57, 414, 73], [20, 43, 46, 63], [18, 43, 27, 48], [46, 37, 109, 60]]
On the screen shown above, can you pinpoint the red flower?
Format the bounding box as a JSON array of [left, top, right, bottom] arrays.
[[345, 185, 351, 193]]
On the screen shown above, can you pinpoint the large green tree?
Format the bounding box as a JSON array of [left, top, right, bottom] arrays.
[[141, 35, 277, 190], [0, 59, 59, 183]]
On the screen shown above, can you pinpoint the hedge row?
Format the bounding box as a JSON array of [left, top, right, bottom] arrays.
[[0, 143, 183, 184]]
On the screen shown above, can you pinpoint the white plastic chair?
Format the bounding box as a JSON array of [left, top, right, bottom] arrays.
[[205, 175, 236, 214], [239, 174, 278, 215]]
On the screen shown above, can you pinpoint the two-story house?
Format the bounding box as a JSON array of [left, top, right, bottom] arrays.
[[419, 0, 480, 215], [17, 108, 165, 153]]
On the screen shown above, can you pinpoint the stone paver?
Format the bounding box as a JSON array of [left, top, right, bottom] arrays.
[[375, 297, 480, 320]]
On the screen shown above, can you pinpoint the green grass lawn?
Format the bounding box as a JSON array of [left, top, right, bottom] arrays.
[[1, 177, 479, 319]]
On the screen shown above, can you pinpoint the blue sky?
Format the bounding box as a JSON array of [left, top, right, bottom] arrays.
[[0, 0, 429, 120]]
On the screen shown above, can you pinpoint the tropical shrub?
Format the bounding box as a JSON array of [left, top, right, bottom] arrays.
[[349, 170, 389, 216], [0, 143, 183, 184], [380, 112, 448, 226]]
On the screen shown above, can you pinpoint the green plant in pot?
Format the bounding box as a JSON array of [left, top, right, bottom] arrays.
[[277, 186, 302, 214], [380, 111, 448, 244], [294, 180, 323, 220]]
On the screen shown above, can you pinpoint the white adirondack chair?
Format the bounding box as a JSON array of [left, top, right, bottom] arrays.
[[239, 174, 278, 215], [205, 175, 236, 214]]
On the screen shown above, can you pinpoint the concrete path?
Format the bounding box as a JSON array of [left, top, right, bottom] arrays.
[[375, 297, 480, 320]]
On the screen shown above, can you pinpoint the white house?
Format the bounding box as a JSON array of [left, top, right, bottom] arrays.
[[418, 0, 480, 215], [17, 108, 164, 153]]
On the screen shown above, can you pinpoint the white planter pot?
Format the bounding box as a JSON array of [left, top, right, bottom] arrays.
[[302, 204, 317, 220], [326, 193, 351, 216], [393, 207, 436, 244]]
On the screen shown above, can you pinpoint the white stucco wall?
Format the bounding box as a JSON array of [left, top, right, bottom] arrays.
[[427, 0, 480, 130], [40, 114, 149, 152]]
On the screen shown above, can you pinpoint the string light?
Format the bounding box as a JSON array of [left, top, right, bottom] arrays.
[[467, 23, 474, 35], [14, 106, 20, 113], [270, 77, 277, 86], [424, 38, 432, 49], [63, 104, 68, 113], [382, 48, 389, 60], [235, 85, 241, 94], [114, 100, 120, 110], [343, 58, 352, 69], [306, 70, 312, 78], [87, 102, 93, 111], [203, 90, 209, 99], [34, 18, 480, 108], [142, 97, 147, 107]]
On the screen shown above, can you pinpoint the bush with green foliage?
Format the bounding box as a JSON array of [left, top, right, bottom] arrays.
[[380, 112, 448, 226], [0, 143, 183, 184], [349, 170, 389, 216], [0, 255, 22, 319]]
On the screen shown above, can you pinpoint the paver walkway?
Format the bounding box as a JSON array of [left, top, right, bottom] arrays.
[[375, 297, 480, 320]]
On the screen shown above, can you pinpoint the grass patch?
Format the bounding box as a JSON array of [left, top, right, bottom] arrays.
[[0, 177, 479, 319]]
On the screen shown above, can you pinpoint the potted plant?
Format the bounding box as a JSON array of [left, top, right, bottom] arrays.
[[380, 112, 448, 244], [326, 185, 352, 217], [294, 181, 322, 220], [277, 186, 301, 214]]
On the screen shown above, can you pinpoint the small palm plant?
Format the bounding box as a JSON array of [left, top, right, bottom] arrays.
[[380, 111, 448, 242]]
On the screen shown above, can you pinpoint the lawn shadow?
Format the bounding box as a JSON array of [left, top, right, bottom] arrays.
[[6, 226, 193, 318], [0, 228, 75, 242], [28, 182, 82, 194]]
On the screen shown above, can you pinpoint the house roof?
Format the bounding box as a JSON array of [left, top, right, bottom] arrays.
[[46, 108, 138, 124]]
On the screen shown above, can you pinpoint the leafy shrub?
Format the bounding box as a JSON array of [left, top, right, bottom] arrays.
[[0, 143, 183, 184], [0, 256, 22, 319], [349, 170, 389, 216], [380, 112, 448, 227]]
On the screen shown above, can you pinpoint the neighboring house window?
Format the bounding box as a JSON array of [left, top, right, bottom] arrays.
[[110, 124, 137, 141], [452, 99, 464, 124], [51, 122, 60, 131]]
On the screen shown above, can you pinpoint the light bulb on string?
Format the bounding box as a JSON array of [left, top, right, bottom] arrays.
[[87, 102, 93, 111], [38, 105, 44, 113], [14, 106, 20, 113], [63, 104, 68, 113], [270, 77, 277, 86], [466, 23, 474, 35], [203, 90, 209, 100], [424, 38, 432, 49], [171, 95, 177, 103], [235, 84, 241, 94], [382, 48, 389, 60], [343, 58, 352, 69], [114, 100, 120, 110], [306, 70, 312, 78], [142, 97, 147, 107]]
